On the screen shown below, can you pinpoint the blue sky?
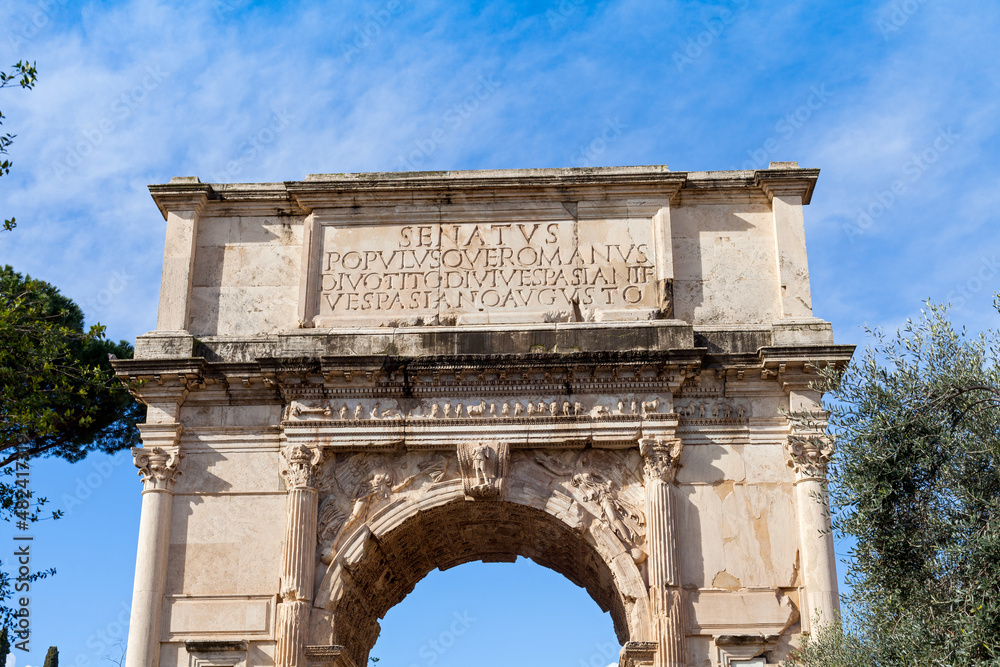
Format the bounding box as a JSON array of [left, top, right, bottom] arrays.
[[1, 0, 999, 665]]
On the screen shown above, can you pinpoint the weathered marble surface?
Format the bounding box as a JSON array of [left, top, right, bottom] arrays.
[[119, 164, 851, 667], [146, 164, 827, 338]]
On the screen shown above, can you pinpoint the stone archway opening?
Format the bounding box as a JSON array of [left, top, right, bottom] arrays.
[[369, 558, 622, 666], [320, 498, 637, 665]]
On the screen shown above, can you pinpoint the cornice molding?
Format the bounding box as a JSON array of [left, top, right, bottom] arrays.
[[147, 177, 212, 220], [146, 165, 822, 216], [754, 167, 821, 204]]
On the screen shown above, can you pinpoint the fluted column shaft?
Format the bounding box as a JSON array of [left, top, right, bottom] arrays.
[[794, 477, 839, 624], [125, 445, 182, 667], [275, 444, 323, 667], [640, 437, 685, 667], [785, 409, 840, 630]]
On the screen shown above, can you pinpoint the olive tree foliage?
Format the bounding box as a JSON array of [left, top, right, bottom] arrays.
[[785, 301, 1000, 666], [1, 60, 36, 231], [1, 61, 143, 626], [0, 266, 144, 626], [783, 620, 874, 667], [0, 266, 143, 468]]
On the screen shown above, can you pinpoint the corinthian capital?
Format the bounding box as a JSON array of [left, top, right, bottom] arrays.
[[280, 443, 324, 489], [639, 437, 683, 483], [132, 447, 183, 491], [785, 430, 834, 479]]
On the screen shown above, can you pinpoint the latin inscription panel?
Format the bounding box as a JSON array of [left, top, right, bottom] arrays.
[[314, 217, 660, 326]]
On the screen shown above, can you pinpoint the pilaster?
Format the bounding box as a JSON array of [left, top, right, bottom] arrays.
[[148, 177, 211, 332], [785, 410, 839, 630], [768, 355, 842, 632], [275, 443, 324, 667], [639, 434, 686, 667], [125, 438, 183, 667], [755, 163, 820, 321]]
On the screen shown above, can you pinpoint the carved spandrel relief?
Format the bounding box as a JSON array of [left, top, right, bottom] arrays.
[[316, 451, 455, 563], [457, 441, 510, 499], [571, 472, 643, 545], [527, 449, 647, 562]]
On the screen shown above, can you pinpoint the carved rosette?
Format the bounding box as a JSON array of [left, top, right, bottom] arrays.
[[131, 447, 183, 492], [456, 441, 509, 499], [639, 437, 683, 483], [280, 443, 324, 490], [785, 430, 834, 479]]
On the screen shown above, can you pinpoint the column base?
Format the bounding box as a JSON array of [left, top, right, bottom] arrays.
[[304, 645, 357, 667], [275, 600, 312, 667], [620, 641, 657, 666]]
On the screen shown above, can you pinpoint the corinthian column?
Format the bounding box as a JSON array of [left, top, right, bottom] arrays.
[[275, 443, 324, 667], [125, 438, 183, 667], [786, 415, 839, 630], [639, 436, 685, 667]]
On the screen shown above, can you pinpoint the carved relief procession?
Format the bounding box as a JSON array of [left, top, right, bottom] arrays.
[[285, 394, 680, 422]]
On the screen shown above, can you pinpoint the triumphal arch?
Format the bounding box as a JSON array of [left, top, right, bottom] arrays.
[[116, 163, 852, 667]]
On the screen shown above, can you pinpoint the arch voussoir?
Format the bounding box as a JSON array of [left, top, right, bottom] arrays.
[[311, 464, 653, 666]]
